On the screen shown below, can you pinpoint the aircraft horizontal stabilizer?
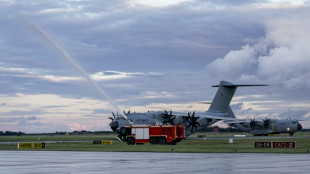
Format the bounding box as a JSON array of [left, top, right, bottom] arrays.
[[212, 84, 268, 87], [198, 101, 212, 104]]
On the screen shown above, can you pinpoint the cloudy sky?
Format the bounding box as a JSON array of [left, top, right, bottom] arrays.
[[1, 0, 310, 133]]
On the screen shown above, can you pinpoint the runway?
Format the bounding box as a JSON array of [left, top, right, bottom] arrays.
[[0, 151, 310, 174]]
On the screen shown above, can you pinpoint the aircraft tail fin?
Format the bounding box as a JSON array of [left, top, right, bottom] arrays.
[[207, 81, 267, 115], [227, 106, 236, 118]]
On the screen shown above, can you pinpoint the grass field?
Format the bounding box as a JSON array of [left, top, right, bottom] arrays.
[[1, 132, 309, 153]]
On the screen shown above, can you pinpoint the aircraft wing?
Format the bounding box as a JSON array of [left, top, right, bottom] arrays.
[[225, 119, 265, 127], [180, 115, 237, 121], [224, 119, 249, 124], [199, 115, 237, 121], [224, 120, 242, 124]]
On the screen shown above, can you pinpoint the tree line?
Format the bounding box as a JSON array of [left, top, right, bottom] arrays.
[[0, 131, 26, 136]]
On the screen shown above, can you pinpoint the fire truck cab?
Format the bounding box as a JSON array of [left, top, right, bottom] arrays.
[[116, 124, 185, 145]]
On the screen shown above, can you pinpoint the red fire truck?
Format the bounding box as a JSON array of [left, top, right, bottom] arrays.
[[116, 124, 185, 145]]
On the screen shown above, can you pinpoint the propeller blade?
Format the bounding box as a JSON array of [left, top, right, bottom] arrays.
[[250, 119, 256, 128], [185, 111, 200, 133], [162, 109, 176, 124], [165, 110, 168, 115], [263, 117, 270, 129]]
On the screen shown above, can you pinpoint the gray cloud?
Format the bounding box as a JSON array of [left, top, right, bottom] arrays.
[[206, 10, 310, 85], [18, 119, 51, 127], [2, 109, 46, 116], [1, 1, 310, 132], [27, 116, 38, 121], [230, 103, 243, 110], [279, 110, 309, 120]]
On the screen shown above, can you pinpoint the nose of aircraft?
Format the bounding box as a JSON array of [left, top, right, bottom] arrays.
[[110, 121, 119, 132], [297, 123, 302, 130]]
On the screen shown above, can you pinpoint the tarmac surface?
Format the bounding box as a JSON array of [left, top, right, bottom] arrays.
[[0, 151, 310, 174]]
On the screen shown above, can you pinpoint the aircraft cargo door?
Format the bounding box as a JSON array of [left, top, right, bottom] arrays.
[[135, 128, 149, 139]]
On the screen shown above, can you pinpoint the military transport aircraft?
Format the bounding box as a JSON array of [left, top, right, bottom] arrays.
[[225, 118, 303, 136], [109, 80, 267, 135]]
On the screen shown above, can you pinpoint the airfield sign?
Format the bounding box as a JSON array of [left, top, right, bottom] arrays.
[[255, 142, 296, 148], [273, 142, 296, 148], [255, 142, 272, 148], [18, 142, 45, 149]]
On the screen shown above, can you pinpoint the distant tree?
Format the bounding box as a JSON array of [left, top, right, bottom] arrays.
[[17, 131, 25, 136], [2, 131, 25, 136]]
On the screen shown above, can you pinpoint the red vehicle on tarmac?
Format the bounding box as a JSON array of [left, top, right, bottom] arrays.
[[116, 124, 185, 145]]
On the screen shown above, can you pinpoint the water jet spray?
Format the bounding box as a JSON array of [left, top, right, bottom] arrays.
[[16, 14, 127, 119]]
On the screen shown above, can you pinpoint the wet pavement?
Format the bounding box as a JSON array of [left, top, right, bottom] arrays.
[[0, 151, 309, 173]]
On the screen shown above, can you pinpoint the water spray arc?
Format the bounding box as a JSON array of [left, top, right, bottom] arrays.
[[16, 15, 127, 119]]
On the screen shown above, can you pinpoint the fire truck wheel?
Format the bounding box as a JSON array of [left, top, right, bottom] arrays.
[[150, 138, 158, 145], [158, 137, 166, 145], [127, 137, 135, 145]]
